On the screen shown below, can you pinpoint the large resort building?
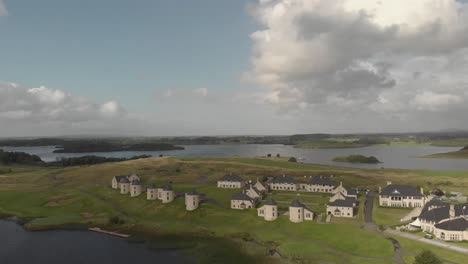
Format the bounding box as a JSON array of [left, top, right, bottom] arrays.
[[217, 174, 245, 189], [413, 199, 468, 241], [379, 182, 427, 208]]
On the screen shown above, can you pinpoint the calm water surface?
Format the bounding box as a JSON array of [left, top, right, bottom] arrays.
[[0, 219, 189, 264], [1, 144, 467, 171]]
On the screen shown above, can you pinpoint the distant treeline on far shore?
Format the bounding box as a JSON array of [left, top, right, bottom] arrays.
[[0, 149, 153, 167]]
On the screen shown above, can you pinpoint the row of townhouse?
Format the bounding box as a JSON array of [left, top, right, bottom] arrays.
[[111, 174, 200, 211]]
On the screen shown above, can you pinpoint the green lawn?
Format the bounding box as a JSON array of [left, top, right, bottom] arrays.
[[388, 235, 468, 264], [1, 156, 467, 263], [372, 198, 414, 226]]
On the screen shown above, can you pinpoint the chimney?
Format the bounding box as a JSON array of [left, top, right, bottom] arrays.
[[339, 181, 343, 187], [420, 187, 424, 195], [387, 181, 392, 186], [449, 204, 455, 219], [378, 186, 382, 193]]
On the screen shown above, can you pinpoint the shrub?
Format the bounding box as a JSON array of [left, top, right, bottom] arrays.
[[276, 154, 280, 158], [288, 157, 297, 163], [267, 154, 272, 157], [414, 250, 442, 264], [109, 216, 125, 225]]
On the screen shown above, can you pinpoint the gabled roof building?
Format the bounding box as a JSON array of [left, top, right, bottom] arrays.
[[378, 182, 428, 208]]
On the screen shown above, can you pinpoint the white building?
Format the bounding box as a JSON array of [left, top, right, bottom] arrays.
[[217, 174, 245, 189], [257, 198, 278, 221], [379, 182, 427, 208], [289, 199, 315, 223]]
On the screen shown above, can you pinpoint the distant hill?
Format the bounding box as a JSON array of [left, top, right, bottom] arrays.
[[0, 149, 44, 165]]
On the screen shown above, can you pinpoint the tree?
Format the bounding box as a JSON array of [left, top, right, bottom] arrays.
[[288, 157, 297, 163], [276, 153, 281, 158], [267, 153, 272, 157], [414, 250, 442, 264]]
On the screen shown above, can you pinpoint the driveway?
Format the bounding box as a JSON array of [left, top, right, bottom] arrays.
[[385, 229, 468, 254]]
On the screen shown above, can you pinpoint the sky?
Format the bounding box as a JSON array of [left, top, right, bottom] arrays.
[[1, 0, 468, 137]]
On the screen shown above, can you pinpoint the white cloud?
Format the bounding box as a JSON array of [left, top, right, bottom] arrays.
[[0, 0, 7, 16], [0, 82, 127, 123], [247, 0, 468, 115], [242, 0, 468, 131]]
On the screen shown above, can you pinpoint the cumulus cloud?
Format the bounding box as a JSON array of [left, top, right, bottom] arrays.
[[0, 82, 126, 124], [247, 0, 468, 127]]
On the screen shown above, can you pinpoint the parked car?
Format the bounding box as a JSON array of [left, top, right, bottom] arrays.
[[424, 234, 433, 239]]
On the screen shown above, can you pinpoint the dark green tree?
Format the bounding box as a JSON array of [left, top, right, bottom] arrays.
[[288, 157, 297, 163], [414, 250, 442, 264]]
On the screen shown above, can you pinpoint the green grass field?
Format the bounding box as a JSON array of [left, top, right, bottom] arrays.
[[1, 156, 467, 263], [424, 148, 468, 159]]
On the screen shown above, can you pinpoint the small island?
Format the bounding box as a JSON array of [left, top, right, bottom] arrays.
[[332, 154, 381, 164], [423, 146, 468, 159]]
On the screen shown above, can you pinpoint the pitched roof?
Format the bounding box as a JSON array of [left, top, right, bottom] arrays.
[[290, 199, 303, 207], [435, 217, 468, 231], [220, 174, 244, 182], [264, 198, 277, 206], [114, 175, 128, 182], [348, 189, 358, 196], [328, 197, 355, 207], [119, 177, 130, 183], [162, 184, 173, 191], [419, 203, 468, 223], [420, 198, 448, 215], [231, 192, 254, 202], [147, 183, 157, 189], [311, 176, 334, 186], [380, 184, 423, 197], [271, 175, 297, 184], [186, 189, 198, 195], [131, 179, 141, 185]]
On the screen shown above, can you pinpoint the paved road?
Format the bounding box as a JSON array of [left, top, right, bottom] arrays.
[[385, 229, 468, 254], [364, 191, 374, 224]]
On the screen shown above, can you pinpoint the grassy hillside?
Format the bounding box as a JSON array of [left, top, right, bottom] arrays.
[[1, 156, 467, 263], [424, 147, 468, 159]]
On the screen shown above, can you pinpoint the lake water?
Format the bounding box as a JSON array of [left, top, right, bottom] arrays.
[[0, 219, 189, 264], [1, 144, 467, 171]]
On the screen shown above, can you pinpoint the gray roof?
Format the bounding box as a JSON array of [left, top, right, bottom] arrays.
[[328, 197, 355, 207], [186, 189, 198, 195], [434, 217, 468, 231], [419, 203, 468, 223], [114, 175, 128, 182], [380, 184, 423, 197], [420, 199, 448, 215], [220, 174, 244, 182], [311, 176, 334, 186], [119, 177, 130, 183], [163, 184, 173, 191], [264, 198, 277, 206], [348, 189, 358, 196], [131, 179, 141, 185], [290, 199, 315, 212], [231, 192, 254, 202], [147, 183, 157, 189], [290, 199, 303, 207], [271, 176, 297, 184]]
